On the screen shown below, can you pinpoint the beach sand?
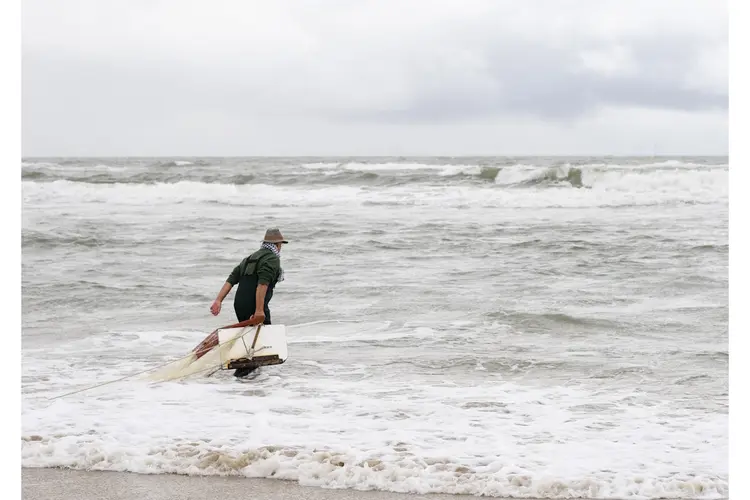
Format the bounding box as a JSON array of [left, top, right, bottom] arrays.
[[21, 468, 486, 500]]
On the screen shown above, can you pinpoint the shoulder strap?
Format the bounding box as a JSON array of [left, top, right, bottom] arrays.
[[241, 249, 271, 277], [242, 255, 257, 277]]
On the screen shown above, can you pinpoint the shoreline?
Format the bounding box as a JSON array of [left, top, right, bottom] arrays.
[[21, 467, 728, 500], [21, 467, 481, 500]]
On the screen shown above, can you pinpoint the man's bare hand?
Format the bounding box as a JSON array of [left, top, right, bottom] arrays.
[[248, 310, 266, 325], [210, 300, 222, 316]]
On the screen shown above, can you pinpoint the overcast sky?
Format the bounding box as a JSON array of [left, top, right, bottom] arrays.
[[22, 0, 727, 156]]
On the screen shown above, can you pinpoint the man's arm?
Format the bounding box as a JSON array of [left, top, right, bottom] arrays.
[[210, 282, 234, 316], [215, 282, 234, 303], [210, 261, 243, 316], [225, 260, 244, 287], [253, 284, 269, 318], [248, 256, 279, 323]]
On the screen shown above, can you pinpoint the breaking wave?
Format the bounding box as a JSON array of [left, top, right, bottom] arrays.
[[21, 158, 727, 192], [21, 165, 726, 209], [22, 436, 727, 499]]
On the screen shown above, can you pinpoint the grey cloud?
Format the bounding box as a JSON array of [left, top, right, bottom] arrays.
[[326, 36, 726, 124], [25, 36, 726, 129], [21, 0, 727, 155]]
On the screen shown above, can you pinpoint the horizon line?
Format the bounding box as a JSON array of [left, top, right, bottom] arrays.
[[20, 154, 730, 159]]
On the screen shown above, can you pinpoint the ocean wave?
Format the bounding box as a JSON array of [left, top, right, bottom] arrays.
[[382, 355, 574, 375], [494, 311, 630, 330], [21, 231, 114, 249], [490, 163, 727, 192], [21, 168, 726, 210], [20, 159, 727, 192], [21, 437, 727, 499], [22, 161, 60, 168]]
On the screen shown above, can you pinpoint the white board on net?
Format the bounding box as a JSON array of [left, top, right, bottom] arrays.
[[217, 324, 289, 369]]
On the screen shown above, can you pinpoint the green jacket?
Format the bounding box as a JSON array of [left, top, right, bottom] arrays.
[[226, 248, 282, 286]]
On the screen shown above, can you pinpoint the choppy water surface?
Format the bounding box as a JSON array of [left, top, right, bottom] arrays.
[[21, 157, 728, 498]]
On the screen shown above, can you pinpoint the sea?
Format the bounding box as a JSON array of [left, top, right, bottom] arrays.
[[21, 157, 728, 499]]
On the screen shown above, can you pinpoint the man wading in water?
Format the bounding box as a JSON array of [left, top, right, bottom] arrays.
[[210, 228, 287, 377]]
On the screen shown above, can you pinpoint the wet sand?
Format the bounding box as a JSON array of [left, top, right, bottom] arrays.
[[22, 467, 487, 500]]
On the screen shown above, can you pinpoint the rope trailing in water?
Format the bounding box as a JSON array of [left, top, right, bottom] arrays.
[[38, 321, 358, 402], [45, 323, 263, 402]]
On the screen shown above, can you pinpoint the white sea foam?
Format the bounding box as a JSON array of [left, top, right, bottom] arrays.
[[20, 163, 727, 211], [343, 162, 447, 172], [21, 318, 728, 499], [303, 161, 488, 177], [301, 160, 725, 183], [21, 335, 727, 499], [22, 161, 60, 168], [301, 162, 344, 170]]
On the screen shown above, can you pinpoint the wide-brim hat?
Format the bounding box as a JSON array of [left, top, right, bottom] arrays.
[[263, 228, 288, 244]]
